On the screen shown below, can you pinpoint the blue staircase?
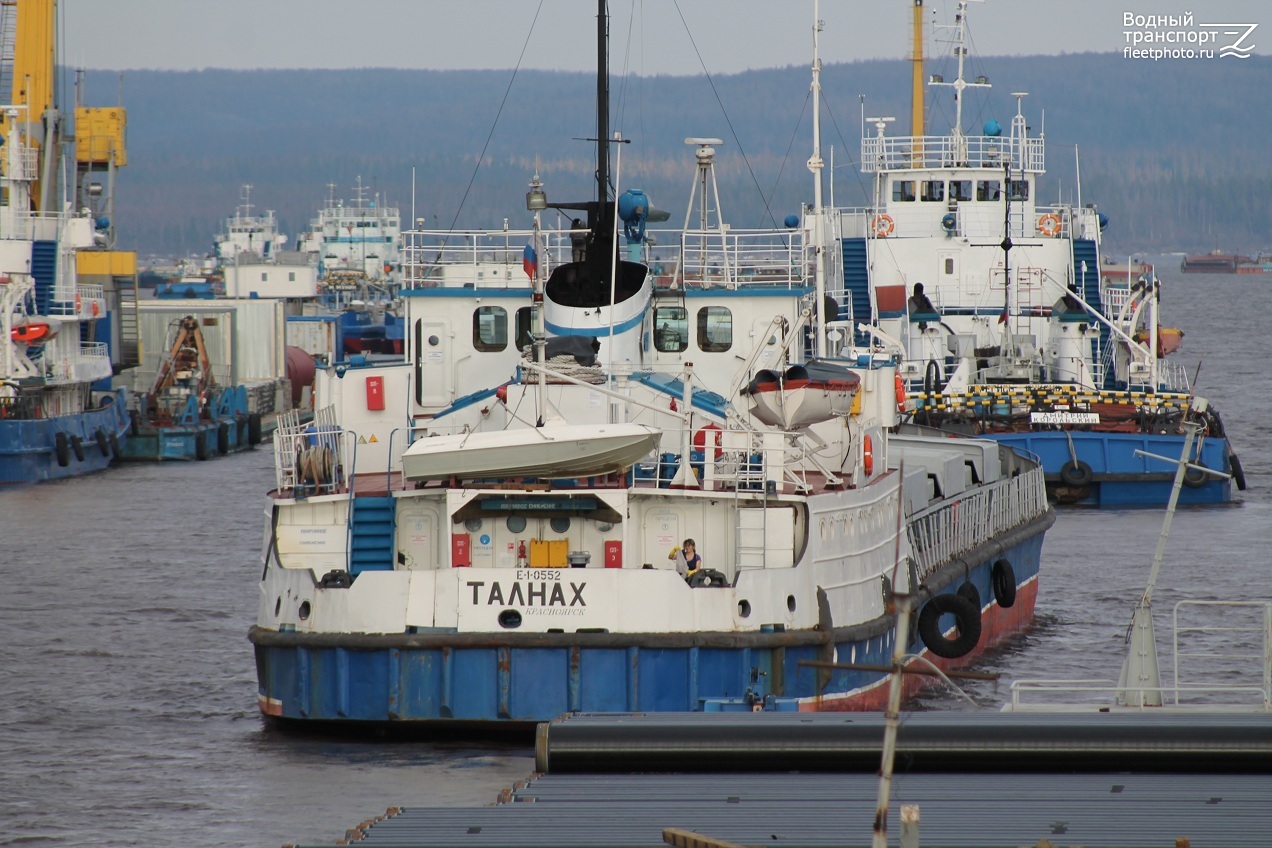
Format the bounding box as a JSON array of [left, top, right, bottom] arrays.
[[31, 240, 58, 315], [1071, 239, 1111, 387], [840, 238, 872, 345], [348, 496, 396, 574]]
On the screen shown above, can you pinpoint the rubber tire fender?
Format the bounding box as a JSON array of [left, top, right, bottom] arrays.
[[247, 412, 263, 446], [95, 428, 111, 456], [69, 434, 86, 462], [54, 432, 70, 467], [195, 432, 210, 461], [1059, 459, 1094, 487], [1182, 463, 1207, 489], [991, 558, 1018, 608], [216, 422, 230, 455], [108, 432, 122, 459], [1230, 453, 1247, 492], [917, 593, 982, 659], [956, 580, 982, 613]]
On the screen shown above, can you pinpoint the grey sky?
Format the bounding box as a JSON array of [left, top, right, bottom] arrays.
[[62, 1, 1265, 74]]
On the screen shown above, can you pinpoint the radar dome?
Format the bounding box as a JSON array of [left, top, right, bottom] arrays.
[[983, 119, 1002, 137]]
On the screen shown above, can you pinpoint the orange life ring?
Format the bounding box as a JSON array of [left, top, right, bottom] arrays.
[[863, 434, 874, 476], [692, 422, 723, 459], [75, 292, 82, 313], [873, 214, 895, 238], [91, 300, 100, 317], [894, 375, 907, 412], [1037, 213, 1061, 237]]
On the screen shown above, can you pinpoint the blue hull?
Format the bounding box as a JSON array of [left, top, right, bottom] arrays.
[[252, 528, 1046, 727], [121, 416, 254, 462], [0, 390, 129, 487], [989, 431, 1234, 506]]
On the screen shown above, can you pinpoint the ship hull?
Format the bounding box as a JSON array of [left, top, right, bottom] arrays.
[[988, 430, 1234, 506], [0, 391, 129, 487], [250, 514, 1048, 728]]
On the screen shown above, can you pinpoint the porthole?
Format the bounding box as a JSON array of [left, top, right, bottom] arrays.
[[464, 518, 483, 533], [787, 595, 797, 613], [550, 517, 571, 533], [298, 601, 311, 620], [506, 515, 527, 533], [738, 600, 752, 618], [498, 609, 523, 629], [428, 335, 440, 346]]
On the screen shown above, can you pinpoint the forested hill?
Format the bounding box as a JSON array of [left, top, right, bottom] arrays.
[[94, 51, 1270, 260]]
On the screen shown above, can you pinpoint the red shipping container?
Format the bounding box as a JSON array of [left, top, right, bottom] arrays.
[[451, 533, 471, 567], [365, 375, 385, 410], [604, 540, 622, 568]]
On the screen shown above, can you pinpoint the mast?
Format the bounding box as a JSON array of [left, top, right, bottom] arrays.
[[910, 0, 924, 138], [595, 0, 610, 236], [809, 1, 826, 357]]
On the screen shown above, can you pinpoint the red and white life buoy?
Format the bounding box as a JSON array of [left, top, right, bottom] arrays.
[[873, 214, 895, 238], [895, 375, 907, 412], [692, 422, 723, 459], [863, 434, 874, 476], [1037, 213, 1061, 237]]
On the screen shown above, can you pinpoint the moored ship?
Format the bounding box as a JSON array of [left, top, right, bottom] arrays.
[[248, 1, 1055, 730]]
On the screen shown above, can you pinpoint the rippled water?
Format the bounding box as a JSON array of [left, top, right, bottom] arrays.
[[1, 264, 1266, 848]]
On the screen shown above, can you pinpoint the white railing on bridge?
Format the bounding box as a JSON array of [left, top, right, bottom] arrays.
[[860, 133, 1045, 174], [906, 464, 1048, 582]]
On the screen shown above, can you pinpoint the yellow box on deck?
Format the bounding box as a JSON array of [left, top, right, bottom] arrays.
[[77, 250, 136, 277], [529, 539, 568, 568], [75, 107, 128, 166]]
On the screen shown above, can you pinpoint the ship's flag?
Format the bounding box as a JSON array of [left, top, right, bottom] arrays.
[[523, 244, 537, 279]]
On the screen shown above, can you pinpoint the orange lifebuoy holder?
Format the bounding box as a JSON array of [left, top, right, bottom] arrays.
[[894, 375, 907, 412], [863, 434, 874, 476], [1037, 213, 1061, 237], [692, 422, 723, 459], [873, 214, 895, 238]]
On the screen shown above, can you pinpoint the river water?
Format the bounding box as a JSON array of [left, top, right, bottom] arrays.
[[1, 265, 1267, 848]]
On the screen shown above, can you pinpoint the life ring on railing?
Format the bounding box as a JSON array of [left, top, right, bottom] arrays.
[[75, 292, 82, 313], [1037, 213, 1061, 237], [873, 214, 895, 238], [862, 434, 874, 476], [91, 300, 100, 318], [894, 375, 907, 412], [692, 422, 723, 459]]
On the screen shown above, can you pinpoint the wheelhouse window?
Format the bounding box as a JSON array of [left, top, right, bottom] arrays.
[[473, 305, 508, 352], [976, 180, 1001, 201], [891, 180, 916, 202], [654, 306, 688, 352], [514, 306, 534, 351], [949, 180, 973, 202], [1008, 179, 1030, 200], [920, 180, 945, 202], [696, 306, 732, 352]]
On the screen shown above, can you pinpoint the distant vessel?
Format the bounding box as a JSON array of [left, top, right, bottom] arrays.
[[248, 1, 1055, 730], [829, 1, 1243, 506], [1180, 251, 1272, 274], [0, 3, 138, 486]]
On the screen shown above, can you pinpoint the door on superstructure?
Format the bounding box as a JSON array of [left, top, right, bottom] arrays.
[[415, 318, 453, 408]]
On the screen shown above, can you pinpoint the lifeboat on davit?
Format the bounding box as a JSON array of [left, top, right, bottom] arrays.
[[10, 322, 53, 344], [744, 361, 860, 429]]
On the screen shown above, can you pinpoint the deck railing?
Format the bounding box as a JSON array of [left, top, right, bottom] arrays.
[[860, 133, 1045, 174], [906, 464, 1048, 583]]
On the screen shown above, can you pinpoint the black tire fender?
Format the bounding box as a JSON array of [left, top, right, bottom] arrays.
[[108, 432, 122, 459], [247, 412, 263, 446], [217, 422, 230, 455], [1230, 453, 1247, 492], [54, 432, 70, 467], [917, 593, 982, 659], [95, 428, 110, 456], [956, 580, 982, 612], [1059, 459, 1093, 487], [1183, 463, 1207, 488], [69, 434, 86, 462], [196, 433, 210, 461], [992, 559, 1018, 608]]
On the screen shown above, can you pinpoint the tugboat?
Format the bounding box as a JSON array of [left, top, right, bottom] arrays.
[[248, 0, 1055, 731]]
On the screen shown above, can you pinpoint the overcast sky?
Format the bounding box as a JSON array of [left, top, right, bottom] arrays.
[[61, 1, 1266, 74]]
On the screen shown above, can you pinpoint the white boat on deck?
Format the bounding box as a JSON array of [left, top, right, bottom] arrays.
[[745, 363, 861, 430], [401, 422, 661, 482]]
